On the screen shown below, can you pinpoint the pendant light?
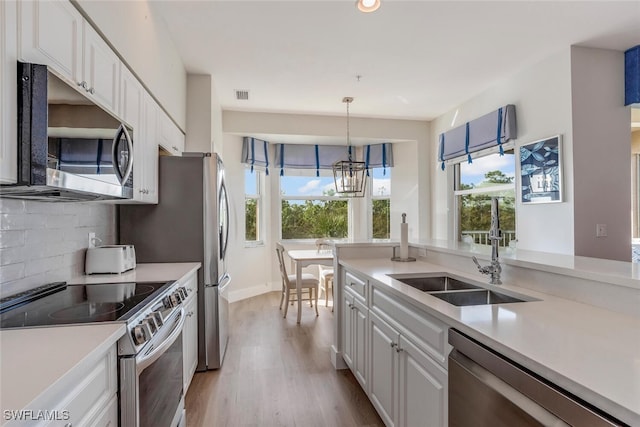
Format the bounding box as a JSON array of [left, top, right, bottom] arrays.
[[333, 97, 367, 197]]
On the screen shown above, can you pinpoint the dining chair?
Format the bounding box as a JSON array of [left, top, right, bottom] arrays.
[[275, 243, 319, 319], [315, 239, 334, 311]]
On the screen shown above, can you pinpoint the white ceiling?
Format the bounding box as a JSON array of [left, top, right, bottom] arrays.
[[152, 0, 640, 121]]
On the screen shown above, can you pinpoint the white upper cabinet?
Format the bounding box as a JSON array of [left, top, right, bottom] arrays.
[[82, 21, 120, 112], [18, 0, 83, 83], [158, 108, 185, 156], [1, 0, 18, 184], [19, 0, 120, 112]]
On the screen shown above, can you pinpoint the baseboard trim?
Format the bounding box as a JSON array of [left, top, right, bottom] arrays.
[[228, 282, 275, 303]]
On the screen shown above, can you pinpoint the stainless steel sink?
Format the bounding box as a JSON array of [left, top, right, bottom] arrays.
[[387, 273, 537, 306], [387, 273, 481, 292], [430, 289, 528, 306]]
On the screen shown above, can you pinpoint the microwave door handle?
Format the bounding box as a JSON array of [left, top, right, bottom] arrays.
[[112, 124, 134, 185]]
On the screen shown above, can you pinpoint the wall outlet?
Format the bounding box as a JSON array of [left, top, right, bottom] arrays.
[[596, 224, 607, 238], [88, 232, 96, 248]]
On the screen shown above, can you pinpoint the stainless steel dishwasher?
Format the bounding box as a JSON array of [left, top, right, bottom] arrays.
[[448, 329, 626, 427]]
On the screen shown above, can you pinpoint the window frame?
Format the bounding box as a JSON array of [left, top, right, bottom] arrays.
[[278, 170, 353, 242], [244, 166, 265, 247], [369, 167, 391, 240], [451, 143, 516, 245]]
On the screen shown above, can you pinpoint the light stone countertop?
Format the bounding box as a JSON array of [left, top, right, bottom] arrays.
[[68, 262, 201, 285], [0, 323, 126, 418], [1, 263, 201, 419], [338, 257, 640, 426]]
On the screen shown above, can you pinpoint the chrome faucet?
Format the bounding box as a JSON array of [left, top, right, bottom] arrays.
[[472, 197, 502, 285]]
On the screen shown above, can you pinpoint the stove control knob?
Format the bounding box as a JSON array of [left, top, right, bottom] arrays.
[[151, 311, 164, 327], [144, 315, 158, 334], [132, 325, 148, 345], [178, 287, 188, 300], [162, 295, 173, 309], [173, 291, 183, 305], [171, 292, 182, 307]]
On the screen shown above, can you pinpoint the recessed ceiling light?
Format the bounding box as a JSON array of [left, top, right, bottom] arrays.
[[356, 0, 381, 13]]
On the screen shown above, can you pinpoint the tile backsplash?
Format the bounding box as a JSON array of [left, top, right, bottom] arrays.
[[0, 199, 116, 297]]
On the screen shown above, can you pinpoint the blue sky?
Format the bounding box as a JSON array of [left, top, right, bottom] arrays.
[[460, 152, 515, 186], [245, 168, 390, 196]]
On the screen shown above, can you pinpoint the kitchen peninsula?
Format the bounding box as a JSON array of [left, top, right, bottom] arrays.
[[331, 241, 640, 426]]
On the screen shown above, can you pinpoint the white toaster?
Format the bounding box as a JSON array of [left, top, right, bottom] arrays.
[[85, 245, 136, 274]]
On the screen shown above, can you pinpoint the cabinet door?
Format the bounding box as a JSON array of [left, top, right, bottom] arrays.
[[183, 295, 198, 392], [369, 311, 399, 427], [141, 93, 159, 203], [158, 108, 184, 156], [1, 0, 17, 184], [82, 22, 120, 112], [353, 297, 368, 392], [19, 0, 83, 83], [398, 335, 448, 427], [342, 290, 355, 368]]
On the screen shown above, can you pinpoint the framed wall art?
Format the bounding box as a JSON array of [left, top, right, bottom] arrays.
[[520, 135, 562, 204]]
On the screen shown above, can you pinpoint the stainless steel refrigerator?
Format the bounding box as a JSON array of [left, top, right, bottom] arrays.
[[119, 153, 230, 370]]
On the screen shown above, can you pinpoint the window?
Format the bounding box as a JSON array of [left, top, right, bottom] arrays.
[[245, 168, 264, 244], [371, 168, 391, 239], [454, 148, 516, 246], [280, 172, 349, 240]]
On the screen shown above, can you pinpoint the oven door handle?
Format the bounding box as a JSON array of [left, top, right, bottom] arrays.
[[136, 308, 185, 374]]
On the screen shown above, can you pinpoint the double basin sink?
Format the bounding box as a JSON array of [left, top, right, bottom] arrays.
[[386, 273, 537, 306]]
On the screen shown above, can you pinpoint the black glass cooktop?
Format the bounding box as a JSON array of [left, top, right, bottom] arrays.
[[0, 281, 173, 329]]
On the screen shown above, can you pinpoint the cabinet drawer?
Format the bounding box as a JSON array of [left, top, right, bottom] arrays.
[[87, 394, 117, 427], [33, 345, 117, 426], [344, 270, 367, 300], [371, 284, 448, 366]]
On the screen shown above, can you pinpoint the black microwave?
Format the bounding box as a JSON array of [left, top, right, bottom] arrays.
[[0, 62, 134, 201]]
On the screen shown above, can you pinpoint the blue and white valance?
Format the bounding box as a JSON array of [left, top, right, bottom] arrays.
[[242, 137, 270, 175], [274, 144, 355, 176], [364, 143, 394, 175], [439, 104, 517, 170]]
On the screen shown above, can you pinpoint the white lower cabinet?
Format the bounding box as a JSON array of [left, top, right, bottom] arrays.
[[368, 310, 448, 427], [22, 344, 118, 427], [340, 267, 449, 427], [343, 287, 368, 390], [181, 271, 198, 393]]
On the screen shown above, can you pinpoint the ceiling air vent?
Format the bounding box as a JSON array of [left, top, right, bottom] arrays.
[[235, 90, 249, 101]]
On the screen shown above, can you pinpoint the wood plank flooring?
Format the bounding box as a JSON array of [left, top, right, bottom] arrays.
[[185, 291, 384, 427]]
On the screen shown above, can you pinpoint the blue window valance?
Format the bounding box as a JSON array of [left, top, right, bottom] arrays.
[[274, 143, 395, 176], [242, 137, 270, 175], [274, 144, 352, 176], [439, 104, 517, 170], [625, 45, 640, 106], [365, 143, 394, 175]]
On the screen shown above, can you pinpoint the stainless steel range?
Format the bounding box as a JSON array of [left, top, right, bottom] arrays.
[[0, 280, 191, 427]]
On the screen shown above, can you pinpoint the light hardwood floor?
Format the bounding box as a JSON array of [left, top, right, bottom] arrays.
[[185, 291, 384, 427]]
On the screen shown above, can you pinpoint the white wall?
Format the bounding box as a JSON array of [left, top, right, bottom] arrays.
[[571, 47, 631, 261], [222, 134, 273, 302], [75, 0, 187, 129], [431, 48, 575, 254], [0, 199, 116, 297]]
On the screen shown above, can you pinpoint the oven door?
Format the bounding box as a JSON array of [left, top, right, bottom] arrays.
[[120, 308, 185, 427]]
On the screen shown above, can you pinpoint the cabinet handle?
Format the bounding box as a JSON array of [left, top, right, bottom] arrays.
[[396, 347, 403, 353], [347, 303, 353, 308], [77, 81, 87, 89], [187, 311, 194, 317], [390, 342, 397, 348], [88, 87, 95, 94], [172, 146, 178, 151]]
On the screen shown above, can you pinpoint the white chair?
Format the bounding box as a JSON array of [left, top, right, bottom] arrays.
[[315, 239, 334, 311], [276, 243, 319, 319]]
